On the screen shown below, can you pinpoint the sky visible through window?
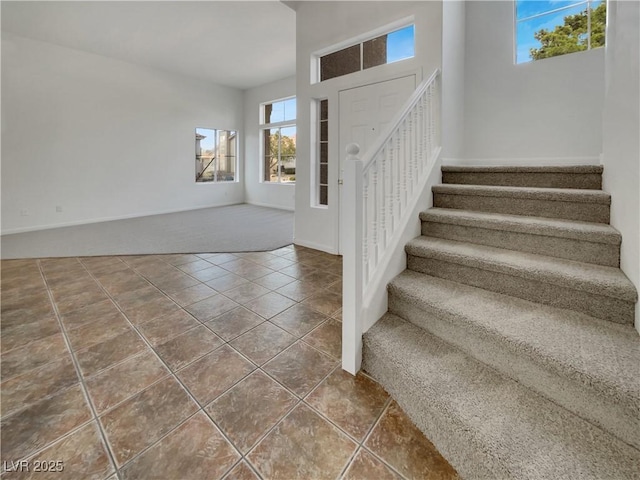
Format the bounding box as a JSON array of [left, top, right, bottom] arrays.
[[387, 25, 415, 64], [196, 127, 215, 151], [516, 0, 604, 64], [267, 98, 296, 124]]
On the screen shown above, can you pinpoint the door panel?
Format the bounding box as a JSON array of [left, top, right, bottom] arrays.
[[337, 74, 416, 253]]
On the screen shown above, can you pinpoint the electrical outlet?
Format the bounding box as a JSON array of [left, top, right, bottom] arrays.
[[20, 209, 29, 216], [56, 206, 63, 213]]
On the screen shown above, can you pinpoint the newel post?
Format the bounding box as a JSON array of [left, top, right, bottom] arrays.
[[342, 143, 364, 375]]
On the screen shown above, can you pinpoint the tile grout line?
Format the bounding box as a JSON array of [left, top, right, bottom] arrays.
[[0, 360, 94, 421], [360, 396, 393, 448], [337, 446, 363, 480], [158, 251, 347, 478], [114, 410, 223, 475], [35, 258, 123, 480], [161, 255, 340, 371], [197, 335, 341, 471], [87, 258, 326, 416], [3, 251, 353, 478], [0, 422, 96, 476], [14, 249, 344, 480], [240, 363, 347, 475], [297, 366, 398, 473], [195, 320, 344, 476], [81, 359, 173, 418], [78, 259, 247, 479], [355, 398, 414, 480]]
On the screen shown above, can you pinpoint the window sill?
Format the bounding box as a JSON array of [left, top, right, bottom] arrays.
[[195, 181, 239, 185]]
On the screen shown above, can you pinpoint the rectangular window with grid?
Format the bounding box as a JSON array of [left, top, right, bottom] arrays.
[[261, 97, 296, 183], [318, 99, 329, 206], [515, 0, 606, 64], [195, 128, 237, 183], [318, 24, 415, 82]]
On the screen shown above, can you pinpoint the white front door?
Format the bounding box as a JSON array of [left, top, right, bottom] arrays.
[[337, 74, 416, 254]]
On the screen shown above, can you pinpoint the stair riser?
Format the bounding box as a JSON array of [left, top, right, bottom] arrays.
[[434, 193, 610, 223], [387, 292, 640, 450], [362, 342, 501, 480], [407, 255, 635, 324], [442, 172, 602, 190], [421, 222, 620, 267]]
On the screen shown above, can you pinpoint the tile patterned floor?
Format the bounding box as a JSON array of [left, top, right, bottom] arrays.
[[0, 245, 459, 479]]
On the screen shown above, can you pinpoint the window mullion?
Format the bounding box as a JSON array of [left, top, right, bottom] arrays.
[[214, 130, 217, 183], [278, 127, 282, 183]]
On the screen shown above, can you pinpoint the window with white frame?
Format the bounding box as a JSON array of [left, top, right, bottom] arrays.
[[261, 97, 296, 183], [318, 24, 415, 82], [317, 99, 329, 206], [195, 128, 237, 183], [515, 0, 606, 64]]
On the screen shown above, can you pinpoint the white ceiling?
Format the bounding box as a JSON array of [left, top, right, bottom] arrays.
[[1, 1, 296, 90]]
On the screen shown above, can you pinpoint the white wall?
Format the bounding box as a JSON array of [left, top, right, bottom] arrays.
[[601, 0, 640, 332], [295, 1, 443, 253], [1, 33, 244, 234], [243, 76, 296, 211], [462, 1, 605, 161], [442, 0, 466, 159]]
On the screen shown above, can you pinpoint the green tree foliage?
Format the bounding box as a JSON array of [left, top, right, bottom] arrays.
[[530, 2, 606, 60], [264, 130, 296, 182], [268, 131, 296, 159]]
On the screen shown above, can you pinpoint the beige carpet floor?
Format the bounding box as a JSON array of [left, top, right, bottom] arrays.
[[1, 204, 294, 259]]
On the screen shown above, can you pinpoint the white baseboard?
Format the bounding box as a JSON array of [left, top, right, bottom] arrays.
[[442, 156, 602, 166], [293, 237, 338, 255], [245, 201, 295, 212], [1, 202, 243, 236]]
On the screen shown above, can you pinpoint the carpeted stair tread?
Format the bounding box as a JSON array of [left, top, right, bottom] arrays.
[[432, 184, 611, 204], [441, 165, 603, 189], [388, 270, 640, 417], [363, 314, 640, 480], [405, 236, 637, 303], [441, 165, 604, 174], [420, 208, 620, 245]]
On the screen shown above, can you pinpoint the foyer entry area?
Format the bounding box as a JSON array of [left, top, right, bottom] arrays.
[[1, 245, 458, 479]]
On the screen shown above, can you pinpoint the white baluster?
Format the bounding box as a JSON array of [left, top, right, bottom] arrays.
[[424, 90, 430, 164], [393, 132, 400, 217], [363, 169, 369, 285], [384, 145, 393, 236], [426, 92, 430, 163], [380, 152, 387, 250], [417, 94, 424, 178], [436, 78, 441, 147], [402, 120, 408, 210], [414, 106, 419, 182], [407, 109, 415, 196], [371, 162, 378, 269], [430, 84, 436, 156]]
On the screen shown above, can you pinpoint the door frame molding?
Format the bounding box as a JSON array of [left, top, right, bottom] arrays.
[[305, 65, 424, 255]]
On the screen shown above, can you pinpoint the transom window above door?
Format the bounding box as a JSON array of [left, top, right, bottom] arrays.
[[315, 22, 415, 83], [260, 97, 296, 184]]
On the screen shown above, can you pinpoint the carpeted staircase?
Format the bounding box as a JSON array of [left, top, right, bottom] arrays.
[[362, 165, 640, 479]]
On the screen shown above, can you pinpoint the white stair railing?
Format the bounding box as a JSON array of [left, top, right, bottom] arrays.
[[343, 69, 441, 374]]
